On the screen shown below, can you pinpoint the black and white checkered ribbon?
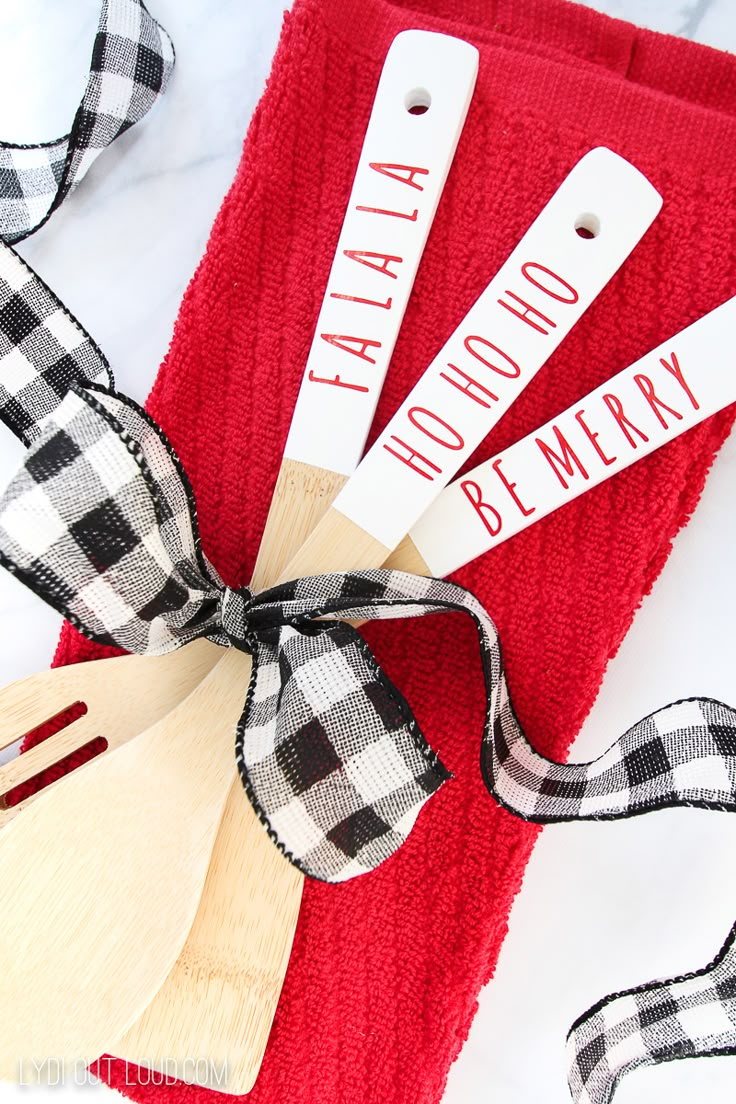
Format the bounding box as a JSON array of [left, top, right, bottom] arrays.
[[0, 245, 112, 445], [2, 357, 736, 1094], [1, 376, 736, 887], [0, 0, 171, 441], [0, 0, 174, 244], [568, 918, 736, 1102]]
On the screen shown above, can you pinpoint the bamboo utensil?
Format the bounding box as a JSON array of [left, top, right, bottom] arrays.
[[0, 642, 220, 826], [114, 28, 479, 1089], [0, 28, 479, 1087], [242, 29, 479, 588]]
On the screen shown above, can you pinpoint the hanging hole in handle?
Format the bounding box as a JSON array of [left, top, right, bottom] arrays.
[[405, 87, 431, 115], [575, 213, 600, 240]]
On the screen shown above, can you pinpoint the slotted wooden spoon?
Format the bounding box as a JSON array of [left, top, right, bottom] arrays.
[[0, 643, 220, 825], [0, 28, 479, 1084]]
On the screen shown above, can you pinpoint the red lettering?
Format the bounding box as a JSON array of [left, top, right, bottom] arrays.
[[535, 426, 589, 489], [343, 250, 403, 279], [660, 352, 699, 411], [521, 262, 579, 304], [330, 292, 392, 310], [439, 363, 498, 408], [408, 407, 464, 450], [492, 458, 536, 518], [464, 335, 521, 379], [320, 333, 381, 364], [461, 480, 502, 538], [308, 370, 369, 393], [498, 291, 557, 335], [368, 162, 429, 191], [383, 437, 441, 481], [356, 205, 419, 221], [634, 373, 683, 429], [575, 409, 616, 466], [603, 393, 649, 448]]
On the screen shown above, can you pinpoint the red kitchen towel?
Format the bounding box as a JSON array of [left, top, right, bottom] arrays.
[[32, 0, 736, 1100]]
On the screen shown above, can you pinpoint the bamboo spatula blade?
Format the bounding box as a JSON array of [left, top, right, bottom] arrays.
[[0, 647, 245, 1077]]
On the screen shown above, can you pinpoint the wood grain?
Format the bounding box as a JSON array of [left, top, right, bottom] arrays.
[[383, 533, 431, 575], [0, 640, 221, 823], [250, 459, 348, 589], [0, 645, 246, 1078], [280, 505, 391, 579]]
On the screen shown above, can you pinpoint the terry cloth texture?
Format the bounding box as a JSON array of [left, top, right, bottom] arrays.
[[23, 0, 736, 1100]]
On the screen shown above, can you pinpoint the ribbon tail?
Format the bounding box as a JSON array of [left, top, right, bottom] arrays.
[[567, 918, 736, 1104], [392, 580, 736, 822], [0, 244, 112, 445], [1, 0, 174, 244], [241, 572, 736, 833], [484, 687, 736, 822]]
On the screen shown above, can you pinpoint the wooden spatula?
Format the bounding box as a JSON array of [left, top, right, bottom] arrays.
[[113, 149, 661, 1092], [0, 28, 479, 1084]]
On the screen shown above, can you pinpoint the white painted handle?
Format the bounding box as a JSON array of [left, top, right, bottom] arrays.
[[284, 29, 479, 475], [333, 147, 663, 548], [411, 296, 736, 576]]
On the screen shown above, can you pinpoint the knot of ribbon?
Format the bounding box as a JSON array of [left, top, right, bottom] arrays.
[[2, 375, 736, 888]]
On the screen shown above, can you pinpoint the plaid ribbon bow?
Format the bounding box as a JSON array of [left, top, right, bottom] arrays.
[[0, 378, 459, 882], [2, 374, 736, 889], [0, 0, 174, 244]]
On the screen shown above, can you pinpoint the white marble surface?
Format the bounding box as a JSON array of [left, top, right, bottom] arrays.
[[0, 2, 735, 1102]]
